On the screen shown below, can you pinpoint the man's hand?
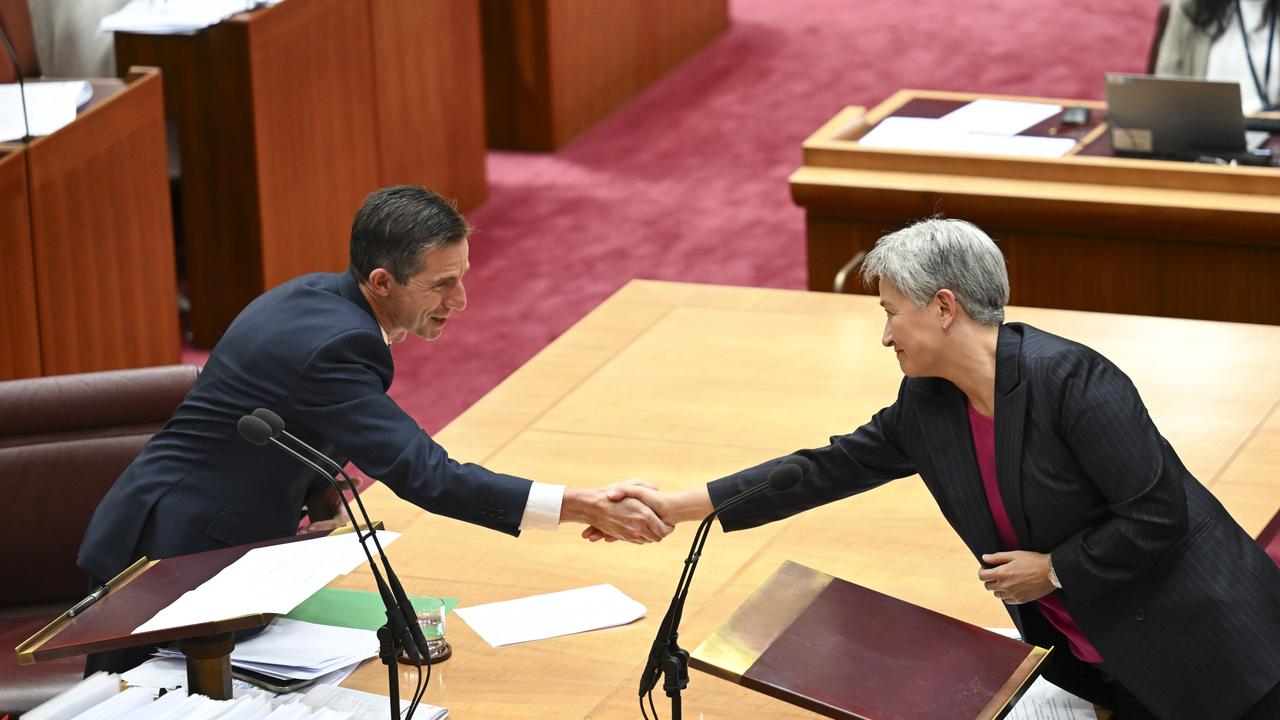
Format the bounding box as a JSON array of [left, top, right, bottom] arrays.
[[300, 504, 351, 535], [978, 551, 1056, 605], [583, 483, 713, 543], [562, 483, 673, 544]]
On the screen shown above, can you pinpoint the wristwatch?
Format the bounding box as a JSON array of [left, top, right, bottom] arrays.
[[1047, 556, 1062, 590]]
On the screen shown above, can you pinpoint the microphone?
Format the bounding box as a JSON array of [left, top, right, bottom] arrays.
[[0, 22, 32, 142], [637, 456, 809, 718], [235, 414, 426, 667], [246, 408, 433, 663]]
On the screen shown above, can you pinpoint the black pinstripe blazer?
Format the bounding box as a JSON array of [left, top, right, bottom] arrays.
[[710, 323, 1280, 719]]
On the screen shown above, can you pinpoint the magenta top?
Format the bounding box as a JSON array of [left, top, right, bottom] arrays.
[[967, 403, 1104, 663]]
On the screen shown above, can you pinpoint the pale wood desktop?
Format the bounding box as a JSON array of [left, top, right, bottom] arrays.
[[333, 280, 1280, 718]]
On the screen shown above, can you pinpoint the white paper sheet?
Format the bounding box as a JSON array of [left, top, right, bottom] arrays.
[[23, 672, 123, 720], [987, 629, 1098, 720], [294, 685, 448, 720], [98, 0, 277, 35], [454, 583, 645, 647], [134, 531, 398, 634], [938, 99, 1064, 136], [0, 81, 92, 142], [859, 116, 1076, 158]]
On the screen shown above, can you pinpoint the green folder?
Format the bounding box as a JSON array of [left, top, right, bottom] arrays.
[[285, 588, 459, 631]]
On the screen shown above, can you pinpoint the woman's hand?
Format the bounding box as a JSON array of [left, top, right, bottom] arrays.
[[978, 551, 1056, 605]]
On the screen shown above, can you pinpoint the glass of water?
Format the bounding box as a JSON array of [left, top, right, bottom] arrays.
[[415, 597, 449, 661]]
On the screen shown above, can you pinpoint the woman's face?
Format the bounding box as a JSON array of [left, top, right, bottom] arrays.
[[879, 279, 944, 377]]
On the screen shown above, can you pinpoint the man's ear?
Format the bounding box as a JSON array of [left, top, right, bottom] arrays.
[[365, 268, 395, 296]]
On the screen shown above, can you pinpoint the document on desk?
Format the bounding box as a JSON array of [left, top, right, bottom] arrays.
[[454, 583, 645, 647], [937, 98, 1064, 136], [859, 116, 1077, 158], [0, 81, 92, 142], [99, 0, 285, 35], [133, 531, 399, 634]]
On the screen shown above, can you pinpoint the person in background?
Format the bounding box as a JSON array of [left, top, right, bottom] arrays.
[[599, 219, 1280, 720], [1156, 0, 1278, 113]]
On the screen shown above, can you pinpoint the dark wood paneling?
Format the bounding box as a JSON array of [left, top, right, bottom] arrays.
[[235, 0, 380, 290], [0, 147, 41, 380], [1161, 242, 1280, 324], [117, 0, 484, 347], [482, 0, 729, 150], [24, 70, 180, 375], [370, 0, 488, 211]]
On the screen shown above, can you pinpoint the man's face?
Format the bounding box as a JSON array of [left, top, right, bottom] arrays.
[[383, 240, 470, 343], [879, 278, 943, 377]]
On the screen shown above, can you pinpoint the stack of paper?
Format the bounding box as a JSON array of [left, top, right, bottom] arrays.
[[98, 0, 285, 35], [0, 81, 93, 142], [859, 99, 1077, 158], [454, 583, 645, 647], [134, 531, 399, 634], [23, 673, 397, 719], [153, 618, 378, 683]]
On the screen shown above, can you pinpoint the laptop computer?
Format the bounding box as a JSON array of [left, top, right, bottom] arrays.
[[1104, 74, 1246, 157]]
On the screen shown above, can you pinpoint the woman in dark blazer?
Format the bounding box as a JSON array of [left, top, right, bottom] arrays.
[[598, 219, 1280, 719]]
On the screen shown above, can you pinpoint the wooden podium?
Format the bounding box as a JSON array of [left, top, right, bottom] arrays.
[[792, 90, 1280, 325], [691, 561, 1048, 720], [0, 68, 180, 381]]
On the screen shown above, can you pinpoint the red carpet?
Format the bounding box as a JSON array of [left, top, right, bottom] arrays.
[[186, 0, 1161, 434]]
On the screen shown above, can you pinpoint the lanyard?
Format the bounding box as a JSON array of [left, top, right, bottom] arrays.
[[1236, 0, 1278, 110]]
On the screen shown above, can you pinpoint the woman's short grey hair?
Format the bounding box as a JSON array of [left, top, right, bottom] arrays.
[[861, 218, 1009, 326]]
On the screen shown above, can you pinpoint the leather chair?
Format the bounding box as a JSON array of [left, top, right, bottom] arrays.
[[0, 365, 199, 716]]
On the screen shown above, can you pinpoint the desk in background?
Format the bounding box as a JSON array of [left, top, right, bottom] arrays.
[[331, 280, 1280, 718], [480, 0, 729, 150], [792, 90, 1280, 325], [0, 69, 179, 381], [114, 0, 488, 348]]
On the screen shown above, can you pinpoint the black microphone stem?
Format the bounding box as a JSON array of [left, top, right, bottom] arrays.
[[276, 429, 431, 660], [264, 436, 423, 666]]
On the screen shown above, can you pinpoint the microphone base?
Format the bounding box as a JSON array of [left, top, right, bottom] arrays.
[[397, 639, 452, 665]]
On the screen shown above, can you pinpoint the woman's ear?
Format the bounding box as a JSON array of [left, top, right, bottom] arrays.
[[935, 289, 959, 330]]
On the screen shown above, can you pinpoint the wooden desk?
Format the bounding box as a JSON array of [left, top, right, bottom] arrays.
[[480, 0, 729, 150], [791, 90, 1280, 326], [114, 0, 488, 348], [336, 280, 1280, 718], [0, 69, 179, 380]]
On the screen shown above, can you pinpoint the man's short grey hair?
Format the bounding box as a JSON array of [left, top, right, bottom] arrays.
[[861, 218, 1009, 326]]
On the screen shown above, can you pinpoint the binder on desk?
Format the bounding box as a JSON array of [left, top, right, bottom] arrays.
[[691, 560, 1049, 720]]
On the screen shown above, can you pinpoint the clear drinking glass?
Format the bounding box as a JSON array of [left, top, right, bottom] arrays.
[[416, 597, 447, 648]]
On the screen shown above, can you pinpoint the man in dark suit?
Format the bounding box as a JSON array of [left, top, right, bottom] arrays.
[[79, 185, 671, 673], [601, 219, 1280, 719]]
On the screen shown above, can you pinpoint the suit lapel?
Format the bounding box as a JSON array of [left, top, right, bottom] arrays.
[[911, 381, 1002, 558], [994, 325, 1031, 548]]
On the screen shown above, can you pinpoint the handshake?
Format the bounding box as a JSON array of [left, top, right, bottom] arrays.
[[561, 480, 708, 545]]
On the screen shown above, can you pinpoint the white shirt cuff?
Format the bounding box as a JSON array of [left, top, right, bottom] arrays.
[[519, 482, 564, 531]]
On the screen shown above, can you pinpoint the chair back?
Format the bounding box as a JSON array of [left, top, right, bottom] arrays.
[[0, 365, 199, 606]]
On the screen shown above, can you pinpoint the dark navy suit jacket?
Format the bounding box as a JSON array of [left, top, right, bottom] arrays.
[[79, 272, 531, 583], [709, 323, 1280, 720]]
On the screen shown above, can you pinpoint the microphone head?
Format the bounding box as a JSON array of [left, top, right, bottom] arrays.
[[766, 460, 804, 492], [251, 408, 285, 437], [237, 415, 274, 446]]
